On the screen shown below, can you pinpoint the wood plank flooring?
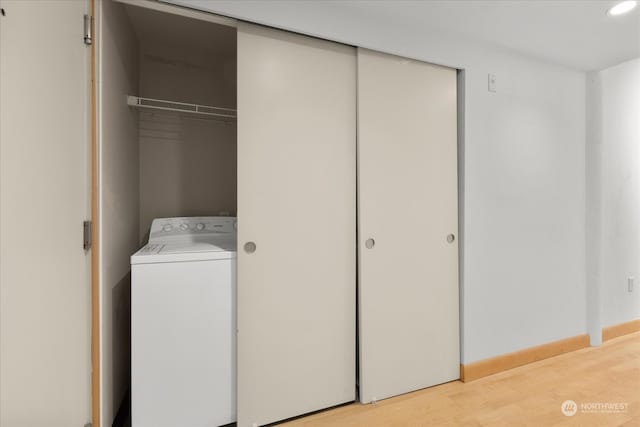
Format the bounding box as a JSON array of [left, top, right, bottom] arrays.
[[282, 332, 640, 427]]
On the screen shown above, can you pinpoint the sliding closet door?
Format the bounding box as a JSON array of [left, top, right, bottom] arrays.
[[358, 48, 459, 403], [237, 23, 356, 427]]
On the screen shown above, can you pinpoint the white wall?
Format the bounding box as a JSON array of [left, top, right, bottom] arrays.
[[169, 0, 588, 364], [463, 57, 585, 362], [98, 0, 139, 424], [588, 58, 640, 331], [586, 68, 604, 346]]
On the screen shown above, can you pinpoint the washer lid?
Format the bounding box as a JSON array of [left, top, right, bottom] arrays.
[[131, 237, 236, 265]]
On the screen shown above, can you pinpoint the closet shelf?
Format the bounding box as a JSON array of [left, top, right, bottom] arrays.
[[127, 96, 236, 119]]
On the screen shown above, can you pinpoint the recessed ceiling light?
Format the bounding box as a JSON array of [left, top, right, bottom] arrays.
[[608, 1, 637, 15]]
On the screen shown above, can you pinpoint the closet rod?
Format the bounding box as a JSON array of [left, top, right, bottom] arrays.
[[127, 96, 237, 119]]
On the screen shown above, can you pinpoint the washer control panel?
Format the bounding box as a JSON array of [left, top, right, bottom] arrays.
[[149, 216, 237, 242]]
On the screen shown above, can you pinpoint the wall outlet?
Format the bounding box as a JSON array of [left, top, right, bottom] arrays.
[[488, 74, 497, 92], [628, 277, 635, 292]]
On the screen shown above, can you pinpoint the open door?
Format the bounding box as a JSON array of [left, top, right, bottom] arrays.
[[0, 0, 93, 426]]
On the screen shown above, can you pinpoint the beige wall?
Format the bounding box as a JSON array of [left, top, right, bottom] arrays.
[[138, 41, 237, 240], [99, 0, 139, 424]]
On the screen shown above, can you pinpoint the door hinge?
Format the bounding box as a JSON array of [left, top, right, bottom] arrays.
[[83, 220, 92, 250], [84, 14, 93, 45]]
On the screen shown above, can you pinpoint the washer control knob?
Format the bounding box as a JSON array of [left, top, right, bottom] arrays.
[[180, 223, 189, 231], [162, 224, 173, 232], [196, 223, 205, 231]]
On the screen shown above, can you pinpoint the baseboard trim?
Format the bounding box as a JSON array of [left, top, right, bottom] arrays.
[[603, 319, 640, 342], [460, 334, 590, 382]]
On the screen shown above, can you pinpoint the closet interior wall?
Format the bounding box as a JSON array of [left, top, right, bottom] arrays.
[[133, 6, 237, 241], [100, 1, 236, 424], [99, 0, 139, 423]]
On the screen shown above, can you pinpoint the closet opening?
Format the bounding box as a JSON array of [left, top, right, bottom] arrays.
[[126, 3, 237, 240], [99, 1, 237, 425]]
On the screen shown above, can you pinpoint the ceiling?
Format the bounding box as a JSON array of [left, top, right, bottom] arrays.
[[335, 0, 639, 71], [146, 0, 638, 71]]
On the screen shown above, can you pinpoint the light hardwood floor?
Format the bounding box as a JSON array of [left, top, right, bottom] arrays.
[[282, 332, 640, 427]]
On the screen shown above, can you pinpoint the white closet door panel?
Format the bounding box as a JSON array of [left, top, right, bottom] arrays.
[[358, 48, 459, 403], [237, 23, 356, 427], [0, 1, 91, 426]]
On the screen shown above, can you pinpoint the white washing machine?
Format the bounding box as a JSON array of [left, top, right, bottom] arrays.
[[131, 216, 237, 427]]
